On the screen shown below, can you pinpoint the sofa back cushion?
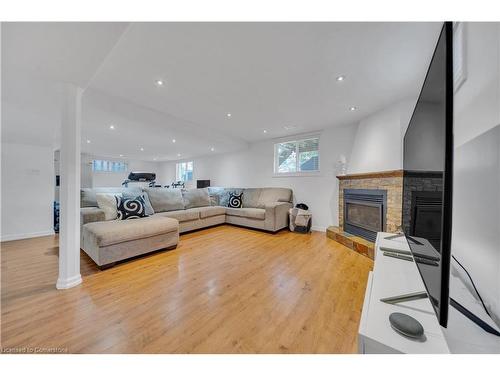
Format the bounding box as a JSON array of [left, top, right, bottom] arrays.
[[182, 188, 211, 209], [258, 187, 293, 206], [242, 188, 262, 208], [81, 187, 142, 208], [142, 188, 185, 212]]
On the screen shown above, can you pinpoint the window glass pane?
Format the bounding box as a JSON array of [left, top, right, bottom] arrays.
[[186, 161, 193, 181], [92, 160, 126, 173], [277, 142, 297, 173], [298, 139, 319, 171], [176, 161, 194, 181]]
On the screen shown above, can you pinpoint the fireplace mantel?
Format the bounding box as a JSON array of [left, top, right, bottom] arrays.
[[336, 169, 403, 180]]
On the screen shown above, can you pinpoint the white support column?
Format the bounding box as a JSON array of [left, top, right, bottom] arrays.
[[56, 84, 83, 289]]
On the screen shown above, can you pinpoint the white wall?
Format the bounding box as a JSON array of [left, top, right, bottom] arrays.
[[347, 99, 415, 173], [450, 22, 500, 328], [454, 23, 500, 148], [452, 125, 500, 326], [159, 124, 359, 231], [1, 142, 55, 241]]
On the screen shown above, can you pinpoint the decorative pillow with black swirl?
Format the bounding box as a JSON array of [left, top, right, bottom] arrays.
[[115, 195, 148, 220], [227, 192, 243, 208]]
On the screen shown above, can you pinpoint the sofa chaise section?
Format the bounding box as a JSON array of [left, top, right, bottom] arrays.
[[82, 216, 179, 268]]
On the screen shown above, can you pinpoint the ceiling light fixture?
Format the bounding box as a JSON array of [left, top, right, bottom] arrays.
[[172, 139, 176, 143], [177, 153, 181, 157], [263, 130, 267, 134], [140, 147, 144, 151], [119, 154, 124, 157], [155, 79, 164, 86], [336, 75, 345, 81], [210, 147, 215, 152], [86, 139, 91, 144], [109, 124, 115, 130], [349, 106, 357, 111], [226, 113, 232, 118]]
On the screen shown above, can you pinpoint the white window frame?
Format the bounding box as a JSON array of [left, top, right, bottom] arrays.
[[273, 135, 321, 177], [176, 161, 194, 182]]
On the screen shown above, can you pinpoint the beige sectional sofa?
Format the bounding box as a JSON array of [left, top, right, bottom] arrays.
[[80, 186, 293, 268]]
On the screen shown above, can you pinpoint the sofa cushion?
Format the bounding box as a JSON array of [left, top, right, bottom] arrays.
[[226, 207, 265, 220], [83, 216, 178, 247], [143, 188, 184, 212], [155, 209, 200, 222], [81, 207, 106, 225], [258, 187, 293, 206], [96, 193, 122, 220], [81, 187, 142, 208], [123, 191, 155, 215], [228, 192, 243, 208], [116, 196, 148, 220], [209, 194, 219, 206], [242, 188, 262, 208], [182, 188, 211, 209], [195, 206, 226, 219]]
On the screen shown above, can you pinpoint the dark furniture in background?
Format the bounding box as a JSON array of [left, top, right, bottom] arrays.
[[197, 180, 210, 188]]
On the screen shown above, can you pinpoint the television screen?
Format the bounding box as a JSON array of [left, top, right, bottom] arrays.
[[402, 22, 453, 327]]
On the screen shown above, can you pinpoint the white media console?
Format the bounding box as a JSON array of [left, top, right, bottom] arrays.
[[358, 232, 450, 353], [359, 232, 500, 353]]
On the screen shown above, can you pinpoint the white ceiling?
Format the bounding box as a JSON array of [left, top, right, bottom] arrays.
[[1, 22, 443, 161]]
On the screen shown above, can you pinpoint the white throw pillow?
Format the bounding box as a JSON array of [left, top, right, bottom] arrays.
[[96, 193, 122, 221]]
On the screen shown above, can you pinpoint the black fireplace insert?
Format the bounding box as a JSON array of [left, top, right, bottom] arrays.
[[343, 189, 387, 242]]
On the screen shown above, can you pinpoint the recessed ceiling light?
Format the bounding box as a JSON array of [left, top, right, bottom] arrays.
[[153, 157, 157, 161], [155, 79, 164, 86], [177, 153, 181, 157], [119, 154, 124, 157], [336, 75, 345, 81], [109, 124, 115, 130], [263, 130, 267, 134], [226, 113, 232, 118], [86, 139, 91, 144], [349, 106, 357, 111], [140, 147, 144, 151], [172, 139, 176, 143], [210, 147, 215, 152]]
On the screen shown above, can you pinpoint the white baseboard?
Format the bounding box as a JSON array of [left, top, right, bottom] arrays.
[[311, 226, 327, 232], [1, 230, 55, 242]]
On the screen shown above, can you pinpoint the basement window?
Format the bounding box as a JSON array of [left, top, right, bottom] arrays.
[[92, 160, 128, 173], [274, 137, 320, 176], [176, 161, 194, 182]]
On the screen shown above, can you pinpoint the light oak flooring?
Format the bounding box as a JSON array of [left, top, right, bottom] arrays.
[[1, 225, 373, 353]]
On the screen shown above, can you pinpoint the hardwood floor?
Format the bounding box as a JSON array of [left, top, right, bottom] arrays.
[[1, 225, 373, 353]]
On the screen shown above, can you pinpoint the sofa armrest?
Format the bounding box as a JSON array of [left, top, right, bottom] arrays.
[[265, 202, 293, 231], [81, 207, 106, 226]]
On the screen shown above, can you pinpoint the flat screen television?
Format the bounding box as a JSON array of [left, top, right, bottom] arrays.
[[402, 22, 453, 327]]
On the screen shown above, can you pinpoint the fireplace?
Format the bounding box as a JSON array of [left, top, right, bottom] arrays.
[[408, 191, 442, 250], [343, 189, 387, 242]]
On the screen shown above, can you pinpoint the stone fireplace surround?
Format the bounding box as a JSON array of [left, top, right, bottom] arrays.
[[327, 170, 403, 260], [338, 170, 403, 234]]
